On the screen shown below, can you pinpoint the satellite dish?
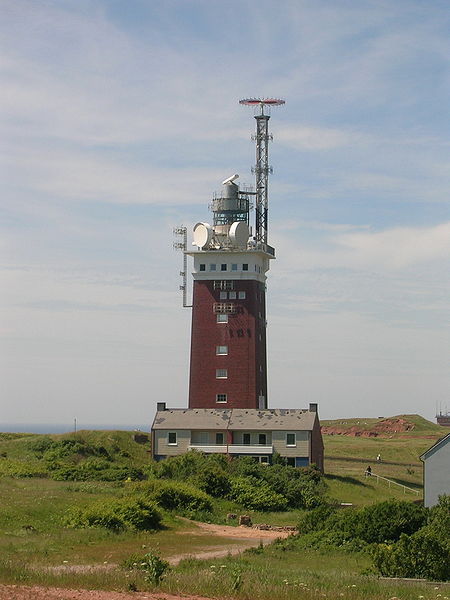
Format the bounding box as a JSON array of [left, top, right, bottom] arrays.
[[229, 221, 249, 248], [222, 173, 239, 185], [193, 222, 212, 249]]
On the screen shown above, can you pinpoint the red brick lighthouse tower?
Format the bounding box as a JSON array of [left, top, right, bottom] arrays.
[[186, 99, 284, 410]]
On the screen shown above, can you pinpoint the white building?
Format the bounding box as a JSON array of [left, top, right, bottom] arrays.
[[420, 432, 450, 508]]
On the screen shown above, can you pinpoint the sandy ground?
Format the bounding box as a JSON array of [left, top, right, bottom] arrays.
[[0, 521, 289, 599]]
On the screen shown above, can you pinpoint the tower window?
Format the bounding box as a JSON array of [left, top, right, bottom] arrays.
[[221, 264, 227, 271], [242, 264, 248, 271], [217, 314, 228, 323], [231, 263, 238, 271], [214, 280, 234, 290], [238, 291, 246, 299], [220, 291, 227, 300], [216, 369, 228, 379], [210, 264, 216, 271], [229, 291, 236, 299], [168, 432, 177, 445], [216, 394, 227, 403], [199, 264, 206, 271], [216, 345, 228, 355]]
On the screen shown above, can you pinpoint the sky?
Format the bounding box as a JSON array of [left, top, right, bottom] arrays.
[[1, 0, 449, 429]]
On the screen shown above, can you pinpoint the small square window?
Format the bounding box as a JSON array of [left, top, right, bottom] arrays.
[[219, 291, 227, 300], [216, 432, 224, 445], [231, 263, 238, 271], [243, 433, 251, 445], [217, 314, 228, 323], [229, 291, 236, 299], [199, 264, 206, 272], [221, 264, 227, 271], [242, 264, 248, 271], [216, 368, 227, 379], [210, 264, 216, 271], [168, 432, 177, 445], [286, 433, 296, 447], [216, 394, 227, 403], [216, 345, 228, 355], [238, 291, 246, 299]]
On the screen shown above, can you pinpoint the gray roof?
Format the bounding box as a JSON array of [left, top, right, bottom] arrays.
[[152, 408, 316, 431], [420, 432, 450, 461]]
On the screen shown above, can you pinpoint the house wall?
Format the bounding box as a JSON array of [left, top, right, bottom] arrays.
[[191, 430, 227, 445], [424, 441, 450, 507], [154, 429, 190, 457], [272, 430, 309, 458], [231, 431, 273, 445]]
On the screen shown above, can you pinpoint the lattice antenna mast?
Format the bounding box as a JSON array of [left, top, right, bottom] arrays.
[[239, 98, 285, 245], [173, 226, 192, 307]]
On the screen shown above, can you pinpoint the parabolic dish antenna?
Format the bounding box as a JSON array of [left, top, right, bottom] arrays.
[[193, 222, 212, 249], [229, 221, 249, 248]]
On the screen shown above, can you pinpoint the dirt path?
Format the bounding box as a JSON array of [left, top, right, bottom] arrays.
[[0, 585, 212, 600]]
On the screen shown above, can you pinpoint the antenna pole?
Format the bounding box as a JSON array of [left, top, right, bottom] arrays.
[[240, 98, 285, 245]]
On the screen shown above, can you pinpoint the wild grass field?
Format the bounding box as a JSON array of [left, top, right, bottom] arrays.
[[0, 415, 448, 599]]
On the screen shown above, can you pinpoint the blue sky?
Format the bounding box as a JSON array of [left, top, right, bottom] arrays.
[[1, 0, 449, 427]]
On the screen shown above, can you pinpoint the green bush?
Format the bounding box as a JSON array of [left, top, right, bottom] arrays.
[[228, 476, 288, 512], [141, 480, 213, 513], [64, 496, 162, 531], [323, 500, 427, 544], [372, 530, 450, 581], [297, 504, 336, 533], [194, 466, 231, 498]]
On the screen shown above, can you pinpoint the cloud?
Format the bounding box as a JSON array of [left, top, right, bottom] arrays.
[[336, 222, 450, 269]]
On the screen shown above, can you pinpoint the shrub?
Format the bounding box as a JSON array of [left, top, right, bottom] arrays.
[[194, 466, 231, 498], [372, 530, 450, 581], [121, 551, 170, 584], [64, 496, 162, 531], [142, 480, 213, 513], [228, 476, 288, 511], [297, 504, 336, 533]]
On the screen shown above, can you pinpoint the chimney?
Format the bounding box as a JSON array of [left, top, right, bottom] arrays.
[[157, 402, 166, 412], [309, 403, 318, 413]]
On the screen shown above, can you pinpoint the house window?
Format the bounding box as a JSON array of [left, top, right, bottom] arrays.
[[219, 291, 227, 300], [217, 314, 228, 323], [168, 432, 177, 445], [216, 394, 227, 403], [259, 433, 267, 445], [216, 345, 228, 355], [286, 457, 296, 467], [221, 264, 227, 271], [242, 264, 248, 271], [199, 264, 206, 271], [231, 263, 238, 271], [229, 291, 236, 299], [260, 456, 269, 464], [286, 433, 296, 447], [210, 264, 216, 271], [238, 291, 246, 299], [243, 433, 251, 445], [216, 432, 224, 445], [216, 369, 228, 379]]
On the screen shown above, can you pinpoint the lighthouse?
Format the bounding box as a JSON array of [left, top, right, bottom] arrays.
[[186, 99, 285, 410]]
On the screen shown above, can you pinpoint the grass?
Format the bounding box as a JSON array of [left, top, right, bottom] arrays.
[[0, 418, 448, 597]]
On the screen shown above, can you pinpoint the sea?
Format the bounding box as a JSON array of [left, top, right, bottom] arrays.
[[1, 423, 150, 434]]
